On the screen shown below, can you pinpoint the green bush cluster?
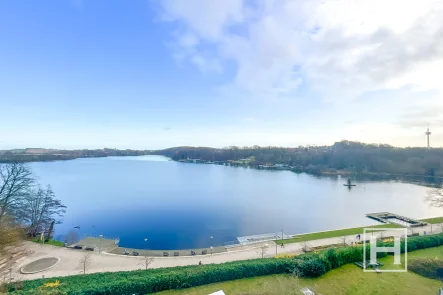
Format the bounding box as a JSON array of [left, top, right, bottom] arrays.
[[12, 233, 443, 295], [380, 233, 443, 253], [289, 245, 382, 277], [408, 258, 443, 280]]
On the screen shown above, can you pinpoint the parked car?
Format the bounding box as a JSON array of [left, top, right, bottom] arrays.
[[85, 246, 94, 251], [73, 245, 83, 249], [132, 251, 139, 256]]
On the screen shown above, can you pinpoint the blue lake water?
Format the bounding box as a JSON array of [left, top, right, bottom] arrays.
[[30, 156, 441, 250]]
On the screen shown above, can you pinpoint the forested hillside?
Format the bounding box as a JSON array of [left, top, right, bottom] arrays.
[[154, 141, 443, 177]]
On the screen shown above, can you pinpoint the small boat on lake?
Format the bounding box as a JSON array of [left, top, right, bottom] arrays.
[[343, 178, 356, 187]]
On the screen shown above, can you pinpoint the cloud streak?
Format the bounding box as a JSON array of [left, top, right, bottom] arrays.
[[156, 0, 443, 100]]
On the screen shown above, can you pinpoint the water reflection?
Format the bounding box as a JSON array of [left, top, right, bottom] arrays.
[[30, 156, 442, 250]]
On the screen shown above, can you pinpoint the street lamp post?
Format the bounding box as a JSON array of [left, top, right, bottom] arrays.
[[144, 238, 148, 257], [210, 236, 213, 255], [281, 229, 284, 240], [275, 234, 278, 255], [99, 234, 103, 253]]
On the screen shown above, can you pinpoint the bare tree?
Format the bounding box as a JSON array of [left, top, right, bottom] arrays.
[[79, 252, 92, 274], [0, 216, 22, 254], [64, 230, 80, 246], [18, 185, 66, 237], [301, 241, 312, 253], [425, 188, 443, 207], [138, 256, 154, 270], [257, 244, 269, 258], [339, 236, 348, 246], [0, 163, 35, 219]]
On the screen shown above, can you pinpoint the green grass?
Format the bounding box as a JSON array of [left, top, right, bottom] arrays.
[[277, 223, 402, 245], [156, 246, 443, 295], [275, 216, 443, 245], [420, 216, 443, 224], [31, 238, 65, 247]]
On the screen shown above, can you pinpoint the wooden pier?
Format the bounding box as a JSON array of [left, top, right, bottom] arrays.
[[366, 212, 427, 227]]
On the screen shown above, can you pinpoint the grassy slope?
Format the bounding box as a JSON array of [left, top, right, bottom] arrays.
[[157, 246, 443, 295], [277, 216, 443, 245], [277, 223, 402, 245], [421, 217, 443, 224], [31, 238, 65, 247]]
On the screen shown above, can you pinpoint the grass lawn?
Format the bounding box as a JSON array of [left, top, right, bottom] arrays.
[[156, 246, 443, 295], [420, 216, 443, 224], [277, 223, 402, 245], [31, 238, 65, 247]]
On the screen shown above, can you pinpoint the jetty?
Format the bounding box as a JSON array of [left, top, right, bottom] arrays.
[[343, 178, 356, 187], [366, 212, 427, 227]]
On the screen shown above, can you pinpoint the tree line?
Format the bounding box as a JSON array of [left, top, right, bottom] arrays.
[[0, 148, 152, 163], [153, 140, 443, 177], [0, 163, 65, 253]]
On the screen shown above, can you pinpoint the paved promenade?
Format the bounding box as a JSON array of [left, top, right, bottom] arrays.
[[8, 224, 440, 282]]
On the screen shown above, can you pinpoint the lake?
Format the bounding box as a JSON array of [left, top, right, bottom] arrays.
[[30, 156, 442, 250]]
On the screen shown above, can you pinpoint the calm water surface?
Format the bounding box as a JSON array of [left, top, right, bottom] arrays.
[[30, 156, 442, 250]]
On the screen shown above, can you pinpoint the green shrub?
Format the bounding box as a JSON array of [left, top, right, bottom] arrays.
[[380, 234, 443, 253], [409, 258, 443, 280], [292, 256, 327, 278]]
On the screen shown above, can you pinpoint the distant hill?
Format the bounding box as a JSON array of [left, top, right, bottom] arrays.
[[0, 148, 152, 163], [2, 141, 443, 178]]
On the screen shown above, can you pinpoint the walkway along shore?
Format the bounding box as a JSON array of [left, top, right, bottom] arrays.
[[6, 223, 441, 281]]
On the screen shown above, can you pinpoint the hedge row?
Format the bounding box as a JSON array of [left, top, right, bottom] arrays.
[[11, 233, 443, 295], [12, 259, 294, 295], [290, 232, 443, 278]]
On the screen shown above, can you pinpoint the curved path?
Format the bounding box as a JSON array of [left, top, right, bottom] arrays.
[[10, 224, 437, 281]]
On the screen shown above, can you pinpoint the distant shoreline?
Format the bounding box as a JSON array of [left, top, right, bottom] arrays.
[[167, 157, 443, 181], [0, 149, 152, 163], [1, 152, 442, 182]]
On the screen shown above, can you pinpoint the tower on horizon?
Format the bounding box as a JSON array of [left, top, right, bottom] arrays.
[[425, 128, 431, 149]]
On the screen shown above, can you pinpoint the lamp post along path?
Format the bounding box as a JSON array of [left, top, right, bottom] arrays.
[[275, 234, 278, 255]]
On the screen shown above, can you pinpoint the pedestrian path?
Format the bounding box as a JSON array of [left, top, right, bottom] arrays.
[[9, 224, 440, 281]]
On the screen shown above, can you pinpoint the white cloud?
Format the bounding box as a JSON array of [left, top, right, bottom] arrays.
[[156, 0, 443, 99]]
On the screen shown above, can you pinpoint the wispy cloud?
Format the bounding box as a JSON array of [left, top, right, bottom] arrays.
[[155, 0, 443, 100]]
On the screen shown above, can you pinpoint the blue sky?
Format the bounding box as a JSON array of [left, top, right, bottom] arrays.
[[1, 0, 442, 149]]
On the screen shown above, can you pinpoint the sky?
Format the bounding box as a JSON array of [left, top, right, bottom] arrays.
[[1, 0, 442, 149]]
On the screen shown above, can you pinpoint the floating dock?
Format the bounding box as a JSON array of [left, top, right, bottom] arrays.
[[366, 212, 427, 227]]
